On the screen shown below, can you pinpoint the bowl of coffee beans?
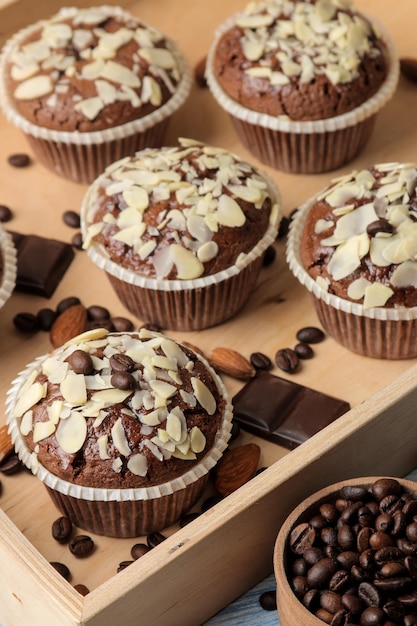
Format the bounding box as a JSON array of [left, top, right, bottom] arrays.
[[274, 477, 417, 626]]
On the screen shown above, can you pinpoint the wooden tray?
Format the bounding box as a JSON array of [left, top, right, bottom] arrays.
[[1, 0, 417, 624]]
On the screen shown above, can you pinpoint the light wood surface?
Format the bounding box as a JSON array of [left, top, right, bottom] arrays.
[[0, 0, 417, 624]]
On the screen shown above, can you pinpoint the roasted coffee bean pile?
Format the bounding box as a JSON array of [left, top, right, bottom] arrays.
[[286, 478, 417, 626], [13, 296, 134, 335], [274, 326, 325, 374]]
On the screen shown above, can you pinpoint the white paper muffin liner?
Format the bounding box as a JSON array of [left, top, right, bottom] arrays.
[[0, 225, 17, 310], [206, 13, 399, 174], [6, 340, 233, 536], [287, 195, 417, 359], [81, 163, 281, 330], [0, 6, 192, 183]]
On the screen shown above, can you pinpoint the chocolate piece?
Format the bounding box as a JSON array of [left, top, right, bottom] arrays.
[[9, 232, 74, 297], [232, 372, 350, 450]]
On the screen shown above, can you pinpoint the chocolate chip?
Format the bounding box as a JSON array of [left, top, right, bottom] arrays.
[[37, 308, 57, 331], [50, 561, 71, 581], [275, 348, 299, 373], [111, 316, 134, 332], [69, 535, 94, 558], [74, 584, 90, 596], [8, 153, 31, 168], [57, 296, 81, 315], [52, 516, 73, 543], [63, 211, 81, 229], [66, 349, 94, 375], [0, 205, 13, 222], [13, 312, 39, 333], [131, 543, 151, 560], [259, 590, 277, 611], [71, 232, 83, 250], [250, 352, 272, 371], [277, 215, 290, 239], [296, 326, 325, 344], [87, 305, 110, 321]]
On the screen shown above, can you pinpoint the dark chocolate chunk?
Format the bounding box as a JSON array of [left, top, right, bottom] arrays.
[[232, 372, 350, 450], [10, 232, 74, 297]]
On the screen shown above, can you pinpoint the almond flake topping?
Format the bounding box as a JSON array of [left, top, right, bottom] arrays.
[[235, 0, 382, 86], [9, 6, 182, 117], [16, 329, 221, 474], [313, 163, 417, 308], [84, 139, 279, 280]]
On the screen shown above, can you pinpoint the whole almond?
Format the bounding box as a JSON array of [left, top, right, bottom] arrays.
[[214, 443, 261, 496], [400, 57, 417, 84], [50, 304, 88, 348], [210, 347, 255, 380], [0, 424, 14, 463]]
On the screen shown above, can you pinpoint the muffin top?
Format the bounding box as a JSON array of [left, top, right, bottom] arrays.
[[212, 0, 388, 120], [82, 138, 280, 280], [12, 328, 228, 489], [3, 5, 184, 132], [300, 162, 417, 309]]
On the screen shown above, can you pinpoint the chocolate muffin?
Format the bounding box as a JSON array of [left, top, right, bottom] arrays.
[[206, 0, 399, 173], [7, 328, 233, 536], [81, 138, 281, 330], [287, 162, 417, 358], [0, 6, 191, 182]]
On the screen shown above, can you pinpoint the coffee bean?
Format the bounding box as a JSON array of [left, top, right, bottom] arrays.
[[74, 584, 90, 596], [366, 219, 394, 237], [13, 312, 39, 333], [0, 205, 12, 222], [50, 561, 71, 581], [262, 245, 276, 267], [201, 495, 223, 512], [372, 479, 402, 502], [63, 211, 80, 229], [71, 232, 83, 249], [290, 523, 316, 555], [111, 371, 136, 390], [179, 512, 200, 527], [250, 352, 272, 371], [360, 606, 385, 625], [358, 582, 381, 608], [110, 353, 135, 372], [307, 557, 338, 589], [340, 485, 368, 502], [117, 560, 134, 572], [294, 342, 314, 359], [69, 535, 94, 558], [407, 523, 417, 543], [89, 319, 114, 331], [52, 516, 73, 543], [0, 454, 24, 475], [57, 296, 81, 315], [292, 575, 308, 598], [259, 590, 277, 611], [111, 316, 134, 332], [0, 480, 2, 497], [277, 215, 290, 239], [37, 308, 57, 331], [131, 543, 151, 560], [140, 322, 162, 333], [296, 326, 325, 344], [194, 55, 207, 88], [275, 348, 299, 373], [66, 349, 94, 375], [147, 532, 166, 548], [87, 305, 110, 321], [8, 153, 31, 168], [320, 590, 344, 614]]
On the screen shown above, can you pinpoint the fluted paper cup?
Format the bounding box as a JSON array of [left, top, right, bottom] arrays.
[[0, 225, 16, 311], [6, 343, 233, 537], [0, 6, 192, 184], [81, 163, 281, 331], [287, 197, 417, 359], [206, 14, 399, 174]]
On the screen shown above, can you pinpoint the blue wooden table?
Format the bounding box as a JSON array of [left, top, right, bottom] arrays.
[[205, 469, 417, 625]]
